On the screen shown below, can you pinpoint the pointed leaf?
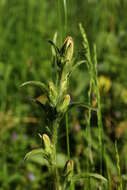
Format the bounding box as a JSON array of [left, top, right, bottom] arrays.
[[36, 95, 48, 105], [71, 60, 86, 72], [51, 32, 58, 56], [48, 40, 60, 55], [24, 148, 45, 161], [67, 60, 86, 79], [25, 150, 66, 168], [20, 81, 48, 94], [72, 173, 107, 183], [68, 102, 97, 112], [27, 153, 48, 166]]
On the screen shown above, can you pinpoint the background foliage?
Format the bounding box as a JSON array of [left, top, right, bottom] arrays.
[[0, 0, 127, 189]]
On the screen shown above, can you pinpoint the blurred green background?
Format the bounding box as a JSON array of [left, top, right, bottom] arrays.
[[0, 0, 127, 189]]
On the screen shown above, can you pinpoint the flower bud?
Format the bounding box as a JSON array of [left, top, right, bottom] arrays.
[[57, 94, 70, 113], [61, 36, 74, 62], [60, 78, 67, 96], [49, 81, 57, 107], [63, 160, 74, 178], [42, 134, 52, 154]]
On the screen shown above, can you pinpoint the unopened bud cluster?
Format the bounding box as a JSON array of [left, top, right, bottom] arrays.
[[61, 36, 74, 62], [47, 36, 74, 117]]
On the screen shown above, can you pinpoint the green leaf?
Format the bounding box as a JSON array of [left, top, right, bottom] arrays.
[[56, 153, 67, 168], [50, 32, 58, 56], [24, 148, 45, 161], [20, 81, 48, 94], [25, 148, 52, 165], [69, 60, 86, 76], [30, 153, 66, 168], [68, 102, 97, 112], [48, 40, 60, 55], [72, 173, 107, 183], [8, 174, 22, 183], [27, 153, 48, 166], [25, 150, 66, 168]]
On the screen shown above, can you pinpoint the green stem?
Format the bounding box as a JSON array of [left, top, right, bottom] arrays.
[[66, 113, 70, 159], [52, 119, 60, 190], [87, 80, 93, 165], [57, 0, 63, 45], [115, 141, 123, 190], [93, 45, 103, 174], [63, 0, 67, 36], [96, 85, 103, 174], [85, 79, 92, 190]]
